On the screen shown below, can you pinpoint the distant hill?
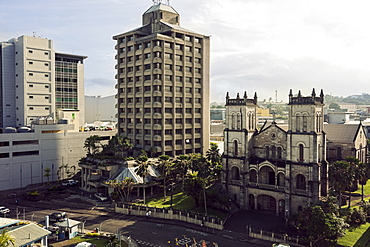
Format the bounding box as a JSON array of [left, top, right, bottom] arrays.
[[325, 93, 370, 105]]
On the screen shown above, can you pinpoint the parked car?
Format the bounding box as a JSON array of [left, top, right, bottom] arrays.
[[272, 244, 290, 247], [94, 193, 108, 202], [0, 206, 10, 214], [49, 212, 67, 222], [62, 179, 79, 186]]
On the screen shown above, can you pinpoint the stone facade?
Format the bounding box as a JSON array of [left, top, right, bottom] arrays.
[[222, 89, 328, 217]]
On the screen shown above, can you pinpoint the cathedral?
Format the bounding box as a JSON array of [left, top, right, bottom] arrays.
[[222, 89, 328, 218]]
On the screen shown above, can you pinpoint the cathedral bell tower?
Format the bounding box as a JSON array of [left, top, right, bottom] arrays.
[[223, 91, 258, 207], [286, 89, 327, 201]]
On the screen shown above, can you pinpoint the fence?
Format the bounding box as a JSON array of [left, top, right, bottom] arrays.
[[247, 226, 307, 247], [115, 203, 224, 230]]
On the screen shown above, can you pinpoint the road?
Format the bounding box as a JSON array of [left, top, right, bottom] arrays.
[[0, 193, 265, 247]]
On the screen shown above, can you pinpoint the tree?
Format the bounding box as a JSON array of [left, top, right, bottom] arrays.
[[206, 142, 222, 180], [105, 177, 135, 202], [358, 162, 370, 201], [84, 135, 102, 156], [296, 205, 347, 246], [174, 155, 190, 189], [134, 155, 150, 204], [329, 102, 341, 110], [156, 155, 173, 200], [0, 228, 15, 247], [183, 171, 205, 207], [345, 157, 362, 207], [329, 161, 352, 207], [44, 167, 51, 184]]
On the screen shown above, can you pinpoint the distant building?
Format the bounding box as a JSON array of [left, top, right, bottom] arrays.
[[0, 123, 116, 191], [0, 35, 86, 128], [210, 108, 225, 121], [85, 95, 117, 124], [113, 2, 210, 156]]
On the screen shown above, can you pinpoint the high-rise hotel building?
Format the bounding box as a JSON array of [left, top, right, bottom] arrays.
[[113, 3, 210, 156], [0, 35, 86, 128]]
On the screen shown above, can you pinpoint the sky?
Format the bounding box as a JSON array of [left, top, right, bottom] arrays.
[[1, 0, 370, 103]]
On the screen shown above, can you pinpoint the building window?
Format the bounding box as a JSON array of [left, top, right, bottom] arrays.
[[296, 174, 306, 190], [250, 170, 257, 182], [296, 113, 300, 132], [299, 144, 304, 162], [265, 146, 269, 158], [302, 114, 307, 132], [29, 50, 33, 53], [234, 140, 238, 156], [231, 166, 240, 180]]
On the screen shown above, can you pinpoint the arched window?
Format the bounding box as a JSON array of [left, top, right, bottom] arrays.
[[359, 144, 363, 163], [277, 147, 282, 159], [234, 140, 238, 156], [248, 112, 255, 130], [296, 174, 306, 190], [296, 113, 301, 132], [250, 169, 257, 182], [277, 173, 285, 186], [259, 166, 275, 185], [336, 147, 342, 160], [299, 144, 304, 162], [302, 114, 308, 132], [265, 146, 270, 158], [316, 112, 321, 132], [231, 166, 240, 180], [237, 113, 241, 130], [232, 113, 236, 129], [271, 146, 276, 159]]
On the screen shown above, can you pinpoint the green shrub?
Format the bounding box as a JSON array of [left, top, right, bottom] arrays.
[[27, 190, 39, 196]]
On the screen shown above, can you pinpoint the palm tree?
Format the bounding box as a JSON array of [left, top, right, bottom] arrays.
[[84, 135, 102, 156], [183, 171, 205, 207], [134, 155, 150, 204], [174, 155, 190, 189], [156, 155, 173, 200], [0, 228, 15, 247], [329, 161, 352, 207], [105, 177, 135, 202]]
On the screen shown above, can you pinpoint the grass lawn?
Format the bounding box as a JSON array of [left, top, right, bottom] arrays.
[[338, 223, 370, 247], [51, 236, 128, 247], [354, 180, 370, 197], [144, 192, 228, 220]]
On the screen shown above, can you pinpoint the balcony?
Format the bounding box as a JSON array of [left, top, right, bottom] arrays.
[[144, 135, 151, 140], [153, 91, 162, 97], [136, 123, 143, 129], [153, 124, 162, 130], [175, 124, 183, 129], [165, 124, 173, 129], [153, 68, 162, 74], [164, 113, 173, 118], [128, 123, 134, 128], [164, 135, 173, 140], [153, 135, 162, 141], [153, 146, 162, 152], [144, 113, 151, 118], [153, 57, 162, 63], [144, 124, 152, 129], [153, 102, 162, 108], [153, 113, 162, 119], [135, 134, 143, 139], [153, 79, 162, 85], [153, 46, 162, 52], [136, 113, 143, 118], [164, 145, 173, 151]]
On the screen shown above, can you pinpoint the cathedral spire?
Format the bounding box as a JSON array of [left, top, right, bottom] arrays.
[[244, 91, 247, 99], [312, 88, 316, 97]]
